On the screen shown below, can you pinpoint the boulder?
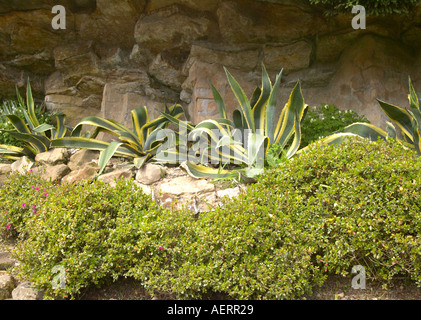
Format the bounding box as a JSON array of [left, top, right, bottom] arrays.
[[11, 157, 34, 175], [159, 176, 214, 196], [35, 148, 69, 166], [98, 168, 134, 187], [61, 164, 99, 184], [68, 149, 99, 171], [135, 164, 166, 185], [0, 272, 15, 300], [216, 187, 241, 200], [12, 281, 44, 300], [40, 164, 71, 183]]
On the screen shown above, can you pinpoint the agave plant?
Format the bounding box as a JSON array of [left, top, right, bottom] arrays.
[[158, 65, 308, 179], [0, 80, 69, 160], [51, 104, 185, 174], [337, 77, 421, 155]]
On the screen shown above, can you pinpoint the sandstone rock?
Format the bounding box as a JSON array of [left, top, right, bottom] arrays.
[[159, 176, 214, 196], [100, 81, 167, 128], [148, 53, 186, 90], [75, 0, 144, 48], [129, 44, 153, 66], [134, 5, 213, 53], [183, 43, 260, 74], [145, 0, 218, 13], [11, 157, 34, 175], [217, 0, 315, 44], [216, 187, 241, 199], [0, 10, 65, 56], [35, 148, 69, 166], [302, 34, 417, 128], [68, 149, 99, 171], [135, 164, 166, 185], [0, 164, 12, 175], [61, 165, 99, 184], [53, 42, 100, 86], [44, 94, 102, 127], [98, 168, 134, 187], [134, 182, 154, 197], [0, 272, 15, 300], [316, 32, 360, 63], [263, 41, 313, 74], [40, 164, 71, 183], [12, 282, 44, 300]]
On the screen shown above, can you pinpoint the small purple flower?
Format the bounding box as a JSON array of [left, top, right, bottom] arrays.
[[35, 188, 40, 191], [22, 203, 26, 208], [158, 246, 164, 252], [44, 193, 48, 197], [6, 224, 11, 230]]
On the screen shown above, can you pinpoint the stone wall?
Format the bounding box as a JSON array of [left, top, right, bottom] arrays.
[[1, 0, 421, 128]]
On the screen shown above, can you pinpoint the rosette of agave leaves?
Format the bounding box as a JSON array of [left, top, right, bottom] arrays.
[[157, 65, 308, 180]]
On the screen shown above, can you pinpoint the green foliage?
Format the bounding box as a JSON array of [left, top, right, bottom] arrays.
[[0, 174, 162, 299], [4, 137, 421, 300], [261, 137, 421, 283], [307, 0, 420, 15], [0, 80, 69, 160], [0, 100, 55, 149], [163, 65, 307, 179], [52, 104, 184, 174], [300, 104, 369, 148]]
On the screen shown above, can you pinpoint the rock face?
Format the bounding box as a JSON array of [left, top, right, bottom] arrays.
[[1, 1, 421, 128]]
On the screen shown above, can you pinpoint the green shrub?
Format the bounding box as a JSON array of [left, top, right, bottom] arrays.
[[307, 0, 420, 15], [261, 137, 421, 283], [3, 137, 421, 300], [1, 175, 163, 299], [300, 104, 369, 148]]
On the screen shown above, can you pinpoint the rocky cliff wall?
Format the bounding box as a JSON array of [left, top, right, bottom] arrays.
[[1, 0, 421, 128]]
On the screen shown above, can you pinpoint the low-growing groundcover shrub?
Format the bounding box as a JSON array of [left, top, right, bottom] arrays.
[[1, 137, 421, 300], [0, 174, 165, 299], [262, 137, 421, 282]]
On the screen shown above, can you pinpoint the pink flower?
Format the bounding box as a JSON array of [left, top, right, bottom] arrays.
[[44, 193, 48, 197], [22, 203, 26, 208], [35, 188, 39, 191], [6, 224, 11, 230], [158, 246, 164, 251], [31, 186, 35, 189]]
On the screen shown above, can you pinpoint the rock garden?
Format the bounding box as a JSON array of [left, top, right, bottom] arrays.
[[1, 0, 421, 301]]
